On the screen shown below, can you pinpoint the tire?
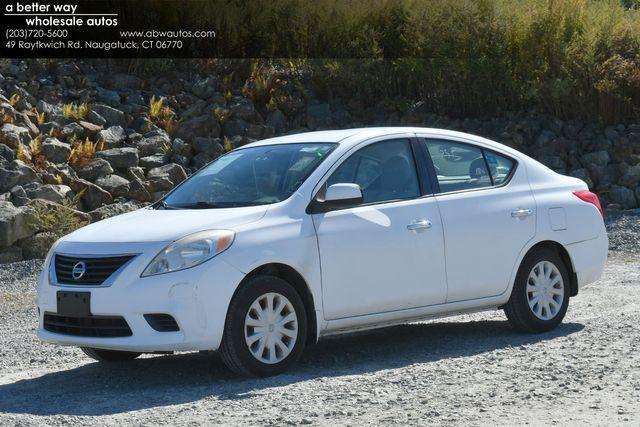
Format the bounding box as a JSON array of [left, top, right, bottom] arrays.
[[504, 247, 570, 333], [219, 275, 307, 377], [81, 347, 142, 362]]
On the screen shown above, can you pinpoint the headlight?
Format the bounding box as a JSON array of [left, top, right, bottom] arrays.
[[141, 230, 235, 277]]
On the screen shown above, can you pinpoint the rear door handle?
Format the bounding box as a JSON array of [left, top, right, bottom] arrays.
[[407, 220, 432, 231], [511, 208, 533, 218]]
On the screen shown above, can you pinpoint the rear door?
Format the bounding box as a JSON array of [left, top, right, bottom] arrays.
[[419, 137, 536, 302], [312, 136, 448, 320]]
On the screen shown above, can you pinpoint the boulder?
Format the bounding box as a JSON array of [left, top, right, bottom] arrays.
[[126, 166, 146, 181], [191, 152, 212, 169], [0, 201, 36, 247], [95, 174, 130, 198], [86, 110, 107, 127], [129, 116, 156, 134], [580, 150, 610, 167], [96, 147, 139, 169], [18, 231, 57, 259], [229, 98, 256, 121], [10, 185, 29, 207], [61, 122, 85, 139], [128, 178, 152, 202], [68, 178, 113, 210], [223, 118, 249, 137], [619, 164, 640, 189], [0, 124, 31, 148], [97, 125, 126, 148], [136, 131, 170, 156], [171, 138, 191, 157], [23, 183, 71, 203], [41, 137, 71, 163], [140, 154, 169, 169], [0, 144, 15, 162], [267, 109, 286, 134], [27, 199, 91, 224], [79, 120, 102, 134], [147, 163, 187, 186], [88, 201, 145, 222], [91, 104, 126, 127], [0, 246, 22, 263], [608, 185, 637, 209], [76, 158, 114, 181], [96, 86, 121, 106], [192, 76, 218, 99], [306, 103, 333, 129], [175, 115, 220, 141], [0, 164, 41, 193], [192, 137, 224, 157]]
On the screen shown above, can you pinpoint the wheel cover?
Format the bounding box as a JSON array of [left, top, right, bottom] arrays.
[[526, 261, 564, 321], [244, 292, 298, 364]]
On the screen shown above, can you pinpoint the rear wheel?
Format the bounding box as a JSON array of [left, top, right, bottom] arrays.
[[81, 347, 141, 362], [504, 247, 570, 333], [219, 275, 307, 377]]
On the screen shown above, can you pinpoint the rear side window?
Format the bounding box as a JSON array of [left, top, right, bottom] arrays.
[[483, 151, 514, 185], [424, 139, 515, 193], [327, 139, 420, 204]]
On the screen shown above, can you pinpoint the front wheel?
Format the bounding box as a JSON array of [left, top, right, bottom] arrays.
[[219, 275, 307, 377], [81, 347, 141, 362], [504, 247, 570, 333]]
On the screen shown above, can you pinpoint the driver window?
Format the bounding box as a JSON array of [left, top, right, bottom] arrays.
[[326, 139, 420, 204], [425, 139, 492, 192]]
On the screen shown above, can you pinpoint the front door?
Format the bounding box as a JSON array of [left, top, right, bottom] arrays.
[[312, 138, 448, 320]]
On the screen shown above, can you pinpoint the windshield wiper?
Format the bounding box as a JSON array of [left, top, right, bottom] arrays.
[[154, 200, 180, 210], [175, 201, 228, 209]]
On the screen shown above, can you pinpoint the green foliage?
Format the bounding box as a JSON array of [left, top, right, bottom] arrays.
[[32, 193, 89, 246]]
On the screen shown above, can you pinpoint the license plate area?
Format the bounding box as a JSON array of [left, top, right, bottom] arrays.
[[57, 291, 91, 317]]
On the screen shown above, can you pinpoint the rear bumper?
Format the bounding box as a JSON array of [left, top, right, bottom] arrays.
[[565, 230, 608, 291], [36, 242, 245, 352]]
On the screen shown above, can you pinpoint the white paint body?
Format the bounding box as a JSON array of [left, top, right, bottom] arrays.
[[36, 128, 608, 351]]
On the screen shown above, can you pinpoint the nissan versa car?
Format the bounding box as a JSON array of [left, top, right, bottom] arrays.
[[37, 128, 608, 376]]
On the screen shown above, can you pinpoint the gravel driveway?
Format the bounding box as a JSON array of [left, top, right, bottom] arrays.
[[1, 213, 639, 426]]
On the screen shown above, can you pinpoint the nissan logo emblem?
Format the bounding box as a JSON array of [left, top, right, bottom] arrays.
[[72, 261, 87, 280]]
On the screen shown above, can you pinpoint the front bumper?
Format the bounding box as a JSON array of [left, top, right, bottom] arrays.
[[36, 241, 245, 352]]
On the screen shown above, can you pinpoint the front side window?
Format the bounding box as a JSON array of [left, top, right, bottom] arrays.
[[326, 139, 420, 204], [425, 139, 493, 192], [163, 143, 335, 208]]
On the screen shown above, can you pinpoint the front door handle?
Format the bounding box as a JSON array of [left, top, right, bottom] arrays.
[[511, 208, 533, 218], [407, 220, 432, 231]]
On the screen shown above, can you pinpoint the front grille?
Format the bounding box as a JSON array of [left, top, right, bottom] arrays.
[[43, 313, 133, 337], [144, 313, 180, 332], [54, 254, 136, 285]]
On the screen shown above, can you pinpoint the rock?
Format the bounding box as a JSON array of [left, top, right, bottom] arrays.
[[581, 150, 610, 167], [0, 164, 41, 193], [88, 201, 145, 222], [86, 110, 107, 127], [175, 115, 220, 141], [171, 138, 191, 157], [267, 109, 287, 134], [61, 122, 85, 139], [95, 174, 130, 197], [129, 116, 156, 134], [223, 118, 249, 137], [126, 166, 145, 181], [14, 112, 40, 137], [569, 168, 594, 189], [76, 158, 114, 181], [182, 99, 207, 119], [0, 144, 15, 162], [619, 164, 640, 189], [147, 176, 174, 192], [41, 137, 71, 163], [97, 147, 139, 169], [192, 76, 218, 99], [136, 131, 170, 156], [608, 185, 637, 209], [0, 201, 36, 247], [10, 185, 29, 206], [147, 163, 187, 186], [247, 124, 275, 140], [192, 137, 224, 157], [36, 100, 63, 118], [91, 104, 126, 127], [0, 246, 22, 263], [18, 231, 57, 259], [140, 154, 169, 169], [55, 63, 79, 76], [229, 98, 257, 121], [78, 120, 102, 134], [27, 199, 91, 224], [23, 183, 71, 203], [68, 178, 113, 210], [96, 86, 120, 106], [97, 125, 126, 148], [306, 103, 333, 129], [171, 154, 190, 169], [38, 121, 61, 136], [191, 152, 212, 169], [0, 124, 31, 148], [128, 178, 152, 202]]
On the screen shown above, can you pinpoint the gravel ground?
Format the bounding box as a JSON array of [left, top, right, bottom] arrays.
[[0, 215, 638, 426]]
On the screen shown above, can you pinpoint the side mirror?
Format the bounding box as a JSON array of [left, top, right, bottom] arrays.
[[307, 183, 363, 214]]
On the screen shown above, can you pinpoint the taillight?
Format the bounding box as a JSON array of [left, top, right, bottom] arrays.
[[573, 190, 604, 219]]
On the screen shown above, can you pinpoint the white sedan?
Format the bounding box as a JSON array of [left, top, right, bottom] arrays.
[[36, 127, 608, 376]]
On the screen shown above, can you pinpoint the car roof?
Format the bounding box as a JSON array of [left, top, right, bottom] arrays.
[[243, 127, 512, 153]]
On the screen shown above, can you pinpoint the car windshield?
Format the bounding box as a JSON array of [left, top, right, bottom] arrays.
[[162, 143, 336, 209]]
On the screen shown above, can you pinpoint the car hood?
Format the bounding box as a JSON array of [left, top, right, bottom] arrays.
[[63, 205, 269, 243]]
